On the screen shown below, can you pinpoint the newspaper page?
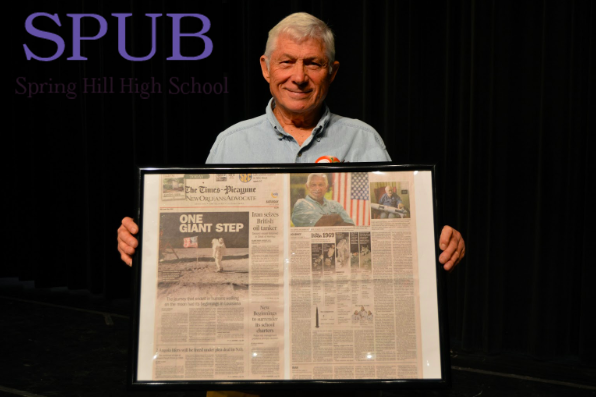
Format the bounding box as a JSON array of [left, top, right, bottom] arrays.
[[287, 172, 422, 380], [137, 170, 441, 382], [143, 173, 286, 381]]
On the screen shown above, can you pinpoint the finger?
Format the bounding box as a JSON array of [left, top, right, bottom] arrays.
[[439, 225, 453, 251], [439, 230, 460, 264], [122, 217, 139, 235], [443, 249, 460, 271], [444, 234, 465, 271], [117, 243, 133, 266], [118, 238, 136, 256], [118, 226, 139, 248], [120, 251, 133, 267]]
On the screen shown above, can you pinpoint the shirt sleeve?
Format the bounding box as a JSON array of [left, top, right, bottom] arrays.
[[206, 140, 222, 164], [291, 199, 322, 227], [339, 121, 392, 162]]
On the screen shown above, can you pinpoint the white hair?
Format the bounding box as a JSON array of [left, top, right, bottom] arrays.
[[264, 12, 335, 73], [306, 173, 329, 186]]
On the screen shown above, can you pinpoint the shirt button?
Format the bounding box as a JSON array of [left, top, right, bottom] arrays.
[[298, 153, 302, 157]]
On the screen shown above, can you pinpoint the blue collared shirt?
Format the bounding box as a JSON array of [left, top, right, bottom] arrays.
[[378, 193, 402, 208], [206, 99, 391, 163], [291, 195, 355, 227]]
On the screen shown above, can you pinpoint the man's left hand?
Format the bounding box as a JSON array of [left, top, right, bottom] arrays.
[[439, 225, 465, 272]]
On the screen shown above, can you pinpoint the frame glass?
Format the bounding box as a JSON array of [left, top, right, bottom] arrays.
[[129, 163, 450, 391]]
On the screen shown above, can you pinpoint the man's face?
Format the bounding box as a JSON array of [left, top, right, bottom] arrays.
[[260, 34, 340, 118], [306, 176, 328, 202], [385, 187, 393, 197]]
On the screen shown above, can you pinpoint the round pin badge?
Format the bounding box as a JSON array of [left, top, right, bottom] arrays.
[[315, 156, 341, 163]]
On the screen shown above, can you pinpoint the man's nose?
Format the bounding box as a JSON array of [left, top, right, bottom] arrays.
[[291, 62, 308, 84]]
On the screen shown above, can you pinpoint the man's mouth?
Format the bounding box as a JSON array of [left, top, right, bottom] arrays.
[[285, 89, 311, 97]]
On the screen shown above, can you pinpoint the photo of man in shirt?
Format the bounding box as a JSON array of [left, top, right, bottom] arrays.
[[378, 186, 403, 219], [291, 173, 354, 227]]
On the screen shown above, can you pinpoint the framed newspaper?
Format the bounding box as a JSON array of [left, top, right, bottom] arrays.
[[129, 163, 450, 390]]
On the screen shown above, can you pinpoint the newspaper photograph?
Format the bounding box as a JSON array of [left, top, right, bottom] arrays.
[[135, 168, 443, 383]]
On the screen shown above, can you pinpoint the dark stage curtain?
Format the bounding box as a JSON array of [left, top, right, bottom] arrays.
[[10, 0, 595, 363]]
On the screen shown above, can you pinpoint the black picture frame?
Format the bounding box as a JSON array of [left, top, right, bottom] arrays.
[[129, 163, 450, 391]]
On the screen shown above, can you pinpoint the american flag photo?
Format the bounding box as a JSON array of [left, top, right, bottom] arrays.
[[183, 236, 198, 248], [332, 172, 370, 226]]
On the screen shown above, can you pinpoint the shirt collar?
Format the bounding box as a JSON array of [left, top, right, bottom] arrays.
[[305, 194, 327, 206], [265, 98, 332, 140]]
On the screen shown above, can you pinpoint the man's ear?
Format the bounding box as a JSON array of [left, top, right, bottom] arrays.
[[260, 56, 271, 83], [329, 61, 340, 83]]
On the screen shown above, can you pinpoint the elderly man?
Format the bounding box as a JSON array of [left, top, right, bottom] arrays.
[[206, 13, 389, 163], [378, 186, 403, 219], [118, 12, 465, 271], [292, 173, 354, 227]]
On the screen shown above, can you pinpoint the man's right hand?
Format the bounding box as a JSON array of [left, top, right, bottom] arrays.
[[117, 217, 139, 266]]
